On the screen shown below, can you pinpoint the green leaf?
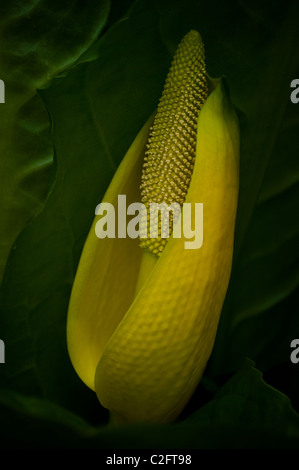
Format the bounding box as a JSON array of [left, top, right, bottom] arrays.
[[182, 360, 299, 449], [0, 0, 110, 282], [209, 66, 299, 378], [1, 361, 298, 448], [0, 0, 170, 411]]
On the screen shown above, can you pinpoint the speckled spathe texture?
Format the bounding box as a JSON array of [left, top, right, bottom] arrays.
[[67, 30, 240, 425]]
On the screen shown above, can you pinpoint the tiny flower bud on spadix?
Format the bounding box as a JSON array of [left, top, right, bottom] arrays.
[[67, 30, 240, 425], [140, 31, 208, 256]]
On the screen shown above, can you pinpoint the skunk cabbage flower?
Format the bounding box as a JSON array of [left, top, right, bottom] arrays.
[[67, 30, 240, 424]]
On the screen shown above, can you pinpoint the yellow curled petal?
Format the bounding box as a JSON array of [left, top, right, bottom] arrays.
[[94, 81, 239, 424], [67, 114, 154, 390]]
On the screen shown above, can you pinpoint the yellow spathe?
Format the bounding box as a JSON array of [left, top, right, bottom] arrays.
[[67, 31, 240, 425]]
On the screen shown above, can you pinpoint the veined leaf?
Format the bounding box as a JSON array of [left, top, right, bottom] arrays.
[[0, 3, 169, 410], [0, 0, 110, 282], [0, 361, 298, 448]]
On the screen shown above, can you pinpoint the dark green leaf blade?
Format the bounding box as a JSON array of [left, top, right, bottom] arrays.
[[0, 2, 170, 411], [1, 361, 299, 449], [0, 0, 110, 282]]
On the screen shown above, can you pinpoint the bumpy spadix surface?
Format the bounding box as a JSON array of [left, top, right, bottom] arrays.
[[139, 30, 208, 256]]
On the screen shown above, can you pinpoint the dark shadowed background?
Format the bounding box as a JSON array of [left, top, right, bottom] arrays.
[[0, 0, 298, 449]]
